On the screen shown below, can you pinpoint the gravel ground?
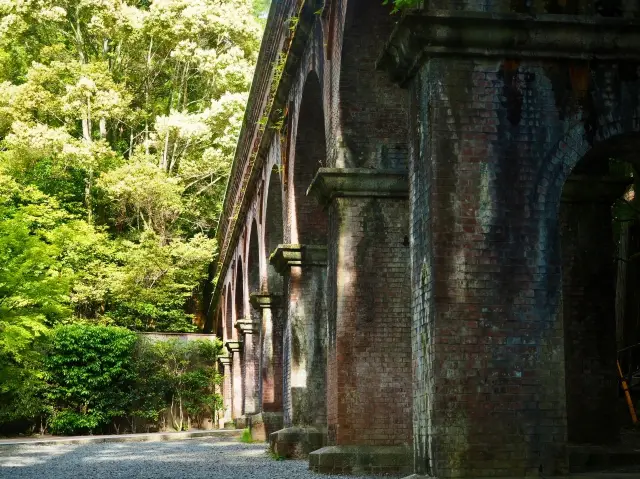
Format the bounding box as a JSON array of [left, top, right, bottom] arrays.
[[0, 437, 384, 479]]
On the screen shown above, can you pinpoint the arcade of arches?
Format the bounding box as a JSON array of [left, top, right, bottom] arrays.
[[209, 1, 640, 477]]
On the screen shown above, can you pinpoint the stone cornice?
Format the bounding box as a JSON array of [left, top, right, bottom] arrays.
[[308, 168, 409, 207], [378, 10, 640, 85], [225, 340, 242, 354], [561, 175, 631, 203], [218, 355, 232, 367], [269, 244, 328, 275], [250, 293, 283, 310], [235, 318, 260, 335]]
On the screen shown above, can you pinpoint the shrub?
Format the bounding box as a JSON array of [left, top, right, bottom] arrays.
[[44, 324, 137, 435], [132, 338, 224, 431]]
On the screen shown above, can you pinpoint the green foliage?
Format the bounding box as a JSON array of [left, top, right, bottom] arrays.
[[132, 338, 224, 431], [45, 324, 138, 435], [1, 324, 224, 436], [0, 0, 261, 435], [239, 428, 253, 443], [384, 0, 422, 12]]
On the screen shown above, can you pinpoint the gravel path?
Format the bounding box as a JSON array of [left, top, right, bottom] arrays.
[[0, 437, 383, 479]]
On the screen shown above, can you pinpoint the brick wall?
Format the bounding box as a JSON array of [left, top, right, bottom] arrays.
[[261, 305, 284, 412], [326, 197, 412, 446], [338, 0, 408, 169], [287, 264, 328, 427], [409, 54, 640, 476]]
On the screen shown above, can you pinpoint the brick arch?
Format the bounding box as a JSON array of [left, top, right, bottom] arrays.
[[225, 283, 233, 340], [247, 217, 261, 295], [264, 159, 284, 293], [235, 256, 245, 324], [289, 71, 328, 245], [215, 305, 223, 339], [534, 120, 640, 218], [337, 0, 408, 169], [532, 119, 640, 446]]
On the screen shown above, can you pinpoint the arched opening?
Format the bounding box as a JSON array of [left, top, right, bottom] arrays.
[[248, 221, 261, 296], [235, 259, 245, 325], [215, 307, 223, 339], [292, 72, 328, 245], [265, 165, 284, 293], [234, 258, 245, 415], [339, 0, 408, 169], [225, 284, 233, 340], [556, 135, 640, 445]]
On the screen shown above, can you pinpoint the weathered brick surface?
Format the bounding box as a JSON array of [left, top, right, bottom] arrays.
[[208, 0, 640, 476], [252, 296, 283, 413], [326, 197, 412, 447], [409, 53, 640, 477], [283, 262, 328, 427]]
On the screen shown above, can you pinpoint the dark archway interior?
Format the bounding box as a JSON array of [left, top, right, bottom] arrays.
[[248, 222, 260, 295], [265, 167, 284, 293], [559, 135, 640, 445], [225, 286, 233, 340], [235, 260, 245, 323], [216, 308, 223, 339], [294, 73, 328, 245]]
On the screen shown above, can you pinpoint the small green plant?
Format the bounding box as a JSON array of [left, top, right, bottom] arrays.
[[287, 15, 299, 32], [267, 445, 285, 460], [383, 0, 422, 12], [239, 428, 253, 443]]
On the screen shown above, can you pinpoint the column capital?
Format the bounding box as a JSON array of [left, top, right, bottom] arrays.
[[561, 175, 631, 203], [269, 244, 327, 275], [218, 355, 232, 367], [225, 340, 242, 354], [250, 292, 282, 310], [308, 168, 408, 208], [235, 318, 260, 335]]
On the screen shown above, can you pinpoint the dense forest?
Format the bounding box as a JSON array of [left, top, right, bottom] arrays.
[[0, 0, 267, 431]]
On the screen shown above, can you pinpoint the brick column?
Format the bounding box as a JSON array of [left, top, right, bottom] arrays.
[[268, 244, 328, 458], [225, 340, 243, 422], [236, 318, 260, 416], [218, 355, 233, 428], [248, 293, 284, 441], [561, 175, 629, 445], [377, 10, 640, 477], [250, 293, 283, 411], [307, 169, 412, 475]]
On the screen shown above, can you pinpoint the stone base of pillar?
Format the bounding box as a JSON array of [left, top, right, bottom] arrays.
[[234, 416, 247, 429], [269, 426, 325, 459], [247, 412, 283, 442], [308, 445, 411, 475], [223, 420, 236, 429]]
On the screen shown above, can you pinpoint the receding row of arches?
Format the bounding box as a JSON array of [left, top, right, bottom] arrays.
[[214, 70, 328, 345]]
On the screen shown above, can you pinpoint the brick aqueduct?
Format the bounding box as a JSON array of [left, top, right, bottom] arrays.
[[208, 0, 640, 477]]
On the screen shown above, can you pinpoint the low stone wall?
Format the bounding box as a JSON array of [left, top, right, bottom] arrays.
[[137, 333, 219, 342]]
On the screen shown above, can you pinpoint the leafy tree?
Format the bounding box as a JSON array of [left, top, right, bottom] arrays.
[[0, 0, 262, 434], [0, 0, 262, 332], [132, 338, 223, 431]]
